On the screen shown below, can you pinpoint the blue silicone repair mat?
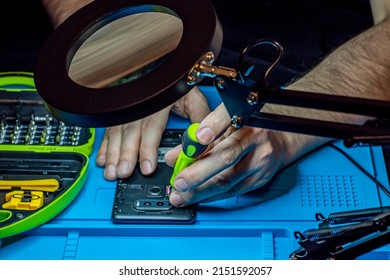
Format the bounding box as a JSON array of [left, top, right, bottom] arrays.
[[1, 86, 389, 260]]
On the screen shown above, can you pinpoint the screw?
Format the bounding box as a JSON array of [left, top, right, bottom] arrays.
[[205, 52, 215, 62], [215, 78, 225, 90], [15, 213, 25, 219], [247, 92, 258, 105], [187, 75, 196, 86], [231, 115, 243, 128]]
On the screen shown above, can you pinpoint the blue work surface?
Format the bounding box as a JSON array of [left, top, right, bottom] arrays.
[[1, 86, 389, 260]]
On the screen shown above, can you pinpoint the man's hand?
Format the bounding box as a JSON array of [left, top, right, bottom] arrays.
[[96, 86, 210, 180], [165, 103, 287, 206]]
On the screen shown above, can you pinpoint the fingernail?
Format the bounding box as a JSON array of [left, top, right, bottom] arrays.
[[96, 156, 105, 166], [170, 192, 184, 207], [174, 178, 189, 192], [197, 127, 213, 143], [116, 160, 129, 176], [104, 164, 116, 180], [141, 160, 152, 174]]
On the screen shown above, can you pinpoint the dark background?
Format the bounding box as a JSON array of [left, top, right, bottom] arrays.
[[211, 0, 373, 84], [0, 0, 374, 80]]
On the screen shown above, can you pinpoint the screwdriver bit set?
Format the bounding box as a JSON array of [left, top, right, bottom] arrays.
[[0, 72, 95, 239], [1, 113, 86, 146]]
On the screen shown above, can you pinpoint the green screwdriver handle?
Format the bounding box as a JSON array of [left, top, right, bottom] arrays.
[[170, 123, 208, 187]]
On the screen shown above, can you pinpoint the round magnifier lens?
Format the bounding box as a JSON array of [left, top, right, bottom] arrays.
[[35, 0, 222, 127], [69, 12, 183, 89]]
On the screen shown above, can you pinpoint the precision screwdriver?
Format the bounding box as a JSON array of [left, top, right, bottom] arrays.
[[170, 122, 208, 187]]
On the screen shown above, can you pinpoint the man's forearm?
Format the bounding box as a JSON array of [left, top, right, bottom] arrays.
[[290, 18, 390, 102], [42, 0, 93, 28], [266, 16, 390, 167]]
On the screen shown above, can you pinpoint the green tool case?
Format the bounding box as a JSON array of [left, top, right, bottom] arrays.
[[0, 72, 95, 239]]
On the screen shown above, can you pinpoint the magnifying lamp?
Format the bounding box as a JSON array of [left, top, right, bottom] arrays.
[[35, 0, 223, 127], [34, 0, 390, 147]]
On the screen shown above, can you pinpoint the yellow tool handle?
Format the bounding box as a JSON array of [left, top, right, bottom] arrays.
[[3, 190, 44, 211], [170, 123, 208, 187], [0, 178, 60, 192]]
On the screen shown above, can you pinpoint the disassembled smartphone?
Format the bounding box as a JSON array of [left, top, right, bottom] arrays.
[[111, 129, 196, 224]]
